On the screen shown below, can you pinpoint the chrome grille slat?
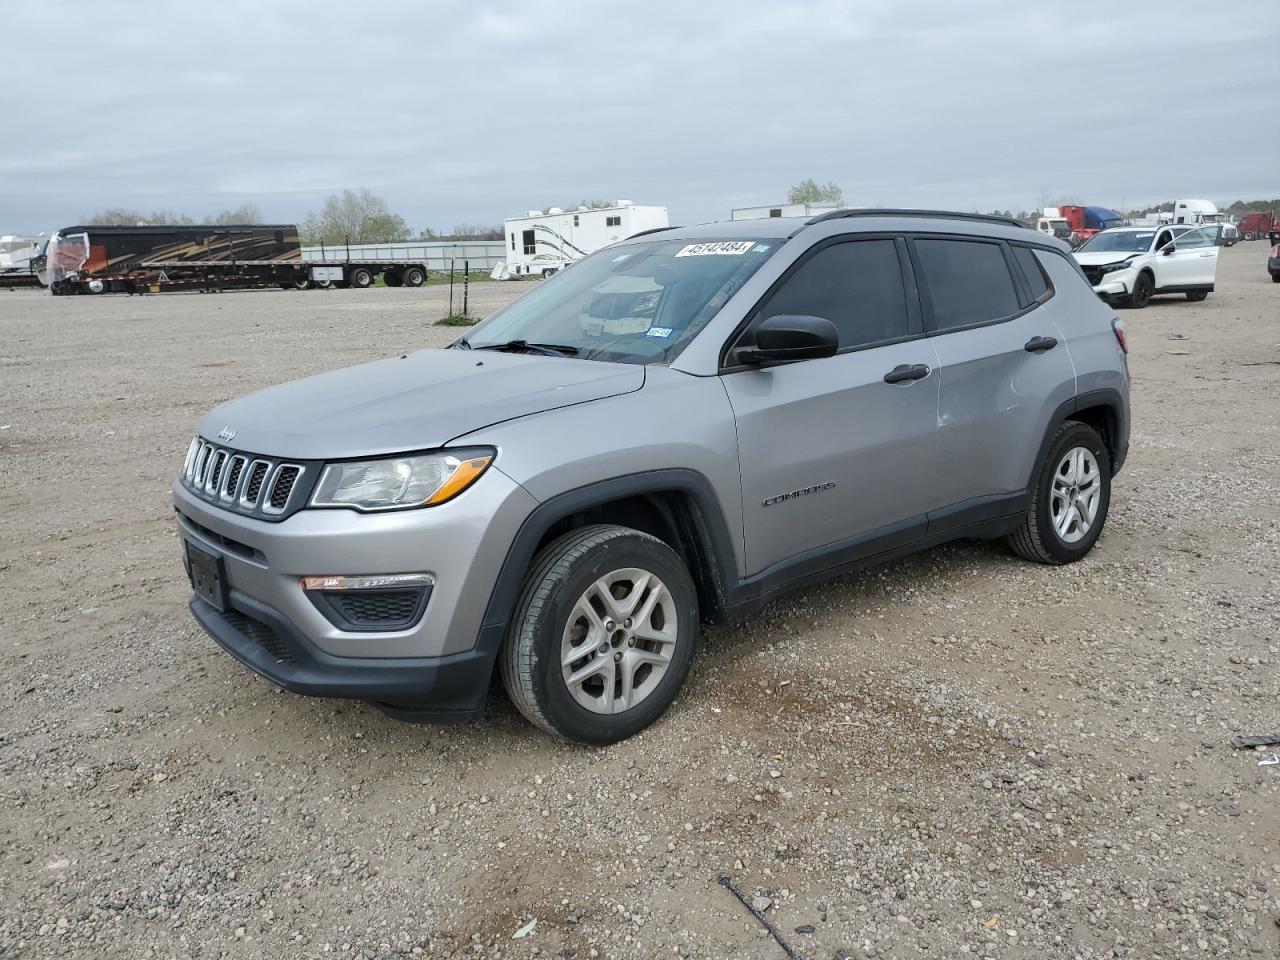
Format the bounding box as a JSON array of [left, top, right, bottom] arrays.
[[241, 460, 270, 508], [262, 464, 304, 515], [221, 455, 247, 501]]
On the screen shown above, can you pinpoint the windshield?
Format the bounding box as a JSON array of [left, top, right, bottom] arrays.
[[1098, 217, 1126, 230], [461, 238, 783, 364], [1078, 231, 1153, 253]]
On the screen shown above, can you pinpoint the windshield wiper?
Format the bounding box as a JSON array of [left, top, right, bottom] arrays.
[[470, 339, 580, 358]]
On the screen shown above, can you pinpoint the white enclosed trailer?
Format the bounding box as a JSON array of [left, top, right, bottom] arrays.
[[731, 202, 839, 220], [499, 201, 669, 278]]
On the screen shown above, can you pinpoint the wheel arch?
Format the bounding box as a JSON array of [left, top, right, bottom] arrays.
[[1028, 388, 1129, 490], [476, 470, 740, 659]]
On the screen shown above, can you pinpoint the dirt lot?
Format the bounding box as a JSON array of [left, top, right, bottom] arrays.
[[2, 247, 1278, 960]]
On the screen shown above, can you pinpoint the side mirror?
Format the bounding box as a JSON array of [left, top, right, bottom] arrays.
[[1162, 245, 1176, 255], [736, 314, 839, 365]]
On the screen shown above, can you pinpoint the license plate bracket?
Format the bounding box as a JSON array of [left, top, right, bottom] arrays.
[[185, 541, 227, 612]]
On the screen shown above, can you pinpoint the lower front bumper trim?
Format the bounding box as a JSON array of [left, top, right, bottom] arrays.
[[189, 591, 494, 718]]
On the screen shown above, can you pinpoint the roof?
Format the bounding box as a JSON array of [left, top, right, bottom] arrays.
[[56, 224, 296, 235], [620, 208, 1057, 248]]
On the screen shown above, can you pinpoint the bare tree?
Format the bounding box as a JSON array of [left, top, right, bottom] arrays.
[[299, 189, 410, 245], [787, 179, 843, 205], [204, 204, 263, 225]]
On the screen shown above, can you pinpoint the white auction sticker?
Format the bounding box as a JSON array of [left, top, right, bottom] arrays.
[[674, 241, 754, 257]]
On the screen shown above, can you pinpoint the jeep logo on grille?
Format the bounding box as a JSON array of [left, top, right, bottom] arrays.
[[217, 425, 237, 442]]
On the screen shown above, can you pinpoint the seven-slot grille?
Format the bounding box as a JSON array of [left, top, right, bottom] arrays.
[[181, 437, 306, 518], [1081, 265, 1105, 286]]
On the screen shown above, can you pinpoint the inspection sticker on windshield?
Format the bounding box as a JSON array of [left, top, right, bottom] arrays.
[[675, 241, 754, 257], [645, 326, 673, 338]]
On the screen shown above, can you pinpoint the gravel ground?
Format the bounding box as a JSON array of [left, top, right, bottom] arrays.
[[1, 247, 1278, 959]]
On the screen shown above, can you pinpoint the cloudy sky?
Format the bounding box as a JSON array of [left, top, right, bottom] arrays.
[[3, 1, 1277, 234]]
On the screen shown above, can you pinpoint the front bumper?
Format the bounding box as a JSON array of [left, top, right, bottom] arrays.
[[1089, 268, 1135, 298], [174, 465, 538, 707]]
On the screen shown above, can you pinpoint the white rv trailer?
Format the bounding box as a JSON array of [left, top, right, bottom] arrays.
[[1173, 199, 1219, 225], [731, 202, 839, 220], [0, 235, 43, 273], [499, 201, 669, 278]]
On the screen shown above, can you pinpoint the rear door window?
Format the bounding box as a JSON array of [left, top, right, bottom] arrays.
[[914, 238, 1021, 332], [756, 239, 911, 350]]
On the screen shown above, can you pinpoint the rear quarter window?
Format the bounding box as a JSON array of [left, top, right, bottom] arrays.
[[914, 238, 1020, 332], [1011, 245, 1052, 302]]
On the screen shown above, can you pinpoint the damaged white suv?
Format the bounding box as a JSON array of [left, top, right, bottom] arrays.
[[1073, 225, 1219, 308]]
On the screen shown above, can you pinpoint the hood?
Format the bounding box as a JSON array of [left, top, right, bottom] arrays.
[[1073, 250, 1142, 266], [197, 348, 645, 460]]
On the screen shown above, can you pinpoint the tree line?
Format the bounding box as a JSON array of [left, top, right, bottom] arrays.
[[82, 190, 502, 243]]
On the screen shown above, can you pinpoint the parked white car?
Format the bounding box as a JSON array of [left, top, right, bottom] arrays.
[[1073, 225, 1219, 308]]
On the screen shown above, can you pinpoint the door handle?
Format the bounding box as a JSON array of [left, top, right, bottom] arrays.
[[1024, 336, 1058, 353], [883, 363, 930, 384]]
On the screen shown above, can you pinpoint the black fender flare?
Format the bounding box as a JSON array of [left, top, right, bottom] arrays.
[[473, 469, 740, 658], [1027, 387, 1129, 491]]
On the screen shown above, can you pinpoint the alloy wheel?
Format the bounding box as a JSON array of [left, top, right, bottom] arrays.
[[1050, 447, 1101, 544], [560, 567, 678, 714]]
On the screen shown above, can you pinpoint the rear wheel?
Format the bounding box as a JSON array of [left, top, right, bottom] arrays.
[[1128, 270, 1154, 308], [1186, 290, 1208, 302], [1007, 421, 1111, 565], [291, 278, 311, 290], [349, 267, 373, 288], [500, 525, 698, 745], [1244, 231, 1255, 241], [383, 270, 403, 287], [402, 266, 425, 287], [541, 268, 557, 279]]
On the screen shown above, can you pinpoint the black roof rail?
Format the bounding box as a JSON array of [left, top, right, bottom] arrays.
[[805, 208, 1031, 230], [627, 226, 681, 240]]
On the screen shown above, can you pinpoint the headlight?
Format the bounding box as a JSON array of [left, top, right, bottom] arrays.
[[1100, 259, 1135, 274], [310, 448, 495, 512]]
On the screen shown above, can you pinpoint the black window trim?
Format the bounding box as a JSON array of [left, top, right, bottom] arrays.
[[718, 232, 924, 373], [908, 234, 1053, 337], [1008, 242, 1056, 307]]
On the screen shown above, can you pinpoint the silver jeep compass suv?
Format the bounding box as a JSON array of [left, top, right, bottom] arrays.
[[174, 210, 1130, 744]]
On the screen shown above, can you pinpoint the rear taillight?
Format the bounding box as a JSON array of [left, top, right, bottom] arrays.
[[1271, 244, 1279, 258], [1111, 317, 1128, 354]]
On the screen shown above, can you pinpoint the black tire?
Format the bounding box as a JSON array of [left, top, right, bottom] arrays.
[[1128, 271, 1154, 308], [500, 524, 699, 745], [402, 266, 425, 287], [383, 270, 403, 287], [1007, 420, 1112, 565], [1272, 274, 1280, 284], [1244, 232, 1255, 241], [1186, 290, 1208, 302], [541, 268, 557, 279], [291, 278, 311, 290], [348, 267, 373, 288]]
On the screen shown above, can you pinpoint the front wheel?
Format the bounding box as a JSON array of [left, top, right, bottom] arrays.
[[500, 525, 698, 745], [1186, 290, 1208, 302], [1007, 421, 1112, 565], [402, 266, 425, 287], [1128, 271, 1153, 308], [348, 267, 373, 288]]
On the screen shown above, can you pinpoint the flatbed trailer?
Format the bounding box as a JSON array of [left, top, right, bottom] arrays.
[[0, 271, 42, 290], [40, 223, 433, 294], [49, 257, 431, 294]]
